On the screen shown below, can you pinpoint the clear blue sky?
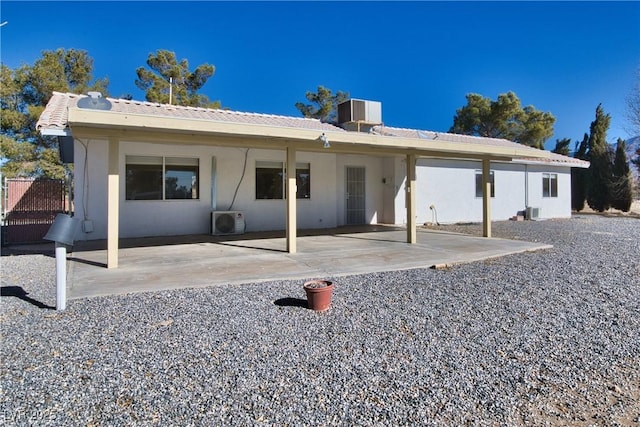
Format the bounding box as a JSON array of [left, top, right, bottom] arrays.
[[2, 1, 639, 150]]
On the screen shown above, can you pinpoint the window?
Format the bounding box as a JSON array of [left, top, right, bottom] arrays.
[[542, 173, 558, 198], [126, 156, 199, 200], [475, 170, 495, 198], [255, 161, 310, 199]]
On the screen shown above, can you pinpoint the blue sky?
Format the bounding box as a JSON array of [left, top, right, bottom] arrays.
[[2, 1, 639, 150]]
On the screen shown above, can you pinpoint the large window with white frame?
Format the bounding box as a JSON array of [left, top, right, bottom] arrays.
[[126, 156, 199, 200], [255, 161, 310, 199], [475, 170, 495, 198], [542, 173, 558, 198]]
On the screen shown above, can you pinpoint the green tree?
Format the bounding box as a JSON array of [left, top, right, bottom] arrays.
[[571, 133, 589, 211], [295, 85, 349, 124], [552, 138, 571, 156], [0, 49, 108, 179], [135, 50, 220, 108], [610, 138, 633, 211], [586, 104, 613, 212], [449, 91, 555, 149]]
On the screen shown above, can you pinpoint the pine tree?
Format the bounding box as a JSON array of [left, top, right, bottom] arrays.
[[295, 86, 349, 124], [571, 133, 589, 211], [552, 138, 571, 155], [449, 91, 555, 149], [586, 104, 613, 212], [135, 50, 219, 108], [0, 49, 108, 178], [610, 139, 633, 211]]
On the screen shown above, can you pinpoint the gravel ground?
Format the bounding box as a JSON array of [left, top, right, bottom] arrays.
[[1, 215, 639, 426]]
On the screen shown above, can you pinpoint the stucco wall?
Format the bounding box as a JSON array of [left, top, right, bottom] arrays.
[[393, 158, 573, 225], [73, 138, 574, 240], [74, 139, 369, 240], [522, 163, 573, 219]]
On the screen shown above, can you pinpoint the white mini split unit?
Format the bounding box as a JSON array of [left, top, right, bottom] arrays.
[[212, 211, 245, 235]]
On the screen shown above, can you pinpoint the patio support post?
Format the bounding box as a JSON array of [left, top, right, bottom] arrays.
[[286, 146, 297, 253], [107, 137, 120, 268], [406, 153, 417, 244], [482, 157, 492, 238]]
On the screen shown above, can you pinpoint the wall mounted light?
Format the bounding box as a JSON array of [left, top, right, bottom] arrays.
[[320, 133, 330, 148]]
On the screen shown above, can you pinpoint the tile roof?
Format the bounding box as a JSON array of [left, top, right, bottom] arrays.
[[37, 92, 587, 167], [519, 151, 590, 167], [36, 92, 345, 133], [371, 125, 524, 148], [370, 125, 589, 167]]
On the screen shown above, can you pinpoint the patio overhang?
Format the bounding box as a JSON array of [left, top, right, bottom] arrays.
[[66, 107, 547, 162], [38, 93, 551, 269]]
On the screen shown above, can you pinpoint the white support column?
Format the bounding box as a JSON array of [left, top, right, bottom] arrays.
[[107, 137, 120, 268], [482, 158, 492, 238], [406, 153, 417, 244], [286, 146, 297, 253], [55, 242, 67, 311]]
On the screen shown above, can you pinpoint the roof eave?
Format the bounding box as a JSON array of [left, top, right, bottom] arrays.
[[67, 108, 549, 161]]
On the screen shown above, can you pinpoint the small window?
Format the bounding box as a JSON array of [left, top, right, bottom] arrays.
[[256, 161, 284, 199], [542, 173, 558, 198], [126, 156, 199, 200], [475, 170, 495, 198], [255, 161, 311, 199], [296, 164, 311, 199]]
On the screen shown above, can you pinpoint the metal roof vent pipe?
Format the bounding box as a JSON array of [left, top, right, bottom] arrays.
[[337, 99, 382, 133]]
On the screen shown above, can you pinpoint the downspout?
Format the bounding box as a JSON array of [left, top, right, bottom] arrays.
[[524, 164, 529, 209]]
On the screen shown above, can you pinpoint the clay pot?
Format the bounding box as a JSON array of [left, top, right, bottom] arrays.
[[303, 280, 334, 311]]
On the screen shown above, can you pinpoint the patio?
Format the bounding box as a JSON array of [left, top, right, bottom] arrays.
[[66, 225, 552, 299]]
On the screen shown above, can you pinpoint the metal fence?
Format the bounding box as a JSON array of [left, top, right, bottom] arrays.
[[1, 178, 67, 245]]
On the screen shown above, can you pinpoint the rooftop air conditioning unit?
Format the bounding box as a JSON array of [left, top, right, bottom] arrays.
[[337, 99, 382, 125], [526, 207, 541, 220], [212, 211, 245, 235]]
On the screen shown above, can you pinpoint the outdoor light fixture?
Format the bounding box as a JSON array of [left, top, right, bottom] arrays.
[[320, 133, 330, 148]]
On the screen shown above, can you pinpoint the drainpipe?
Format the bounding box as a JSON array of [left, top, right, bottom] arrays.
[[524, 164, 529, 209]]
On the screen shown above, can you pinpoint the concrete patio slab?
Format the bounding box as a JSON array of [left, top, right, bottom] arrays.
[[66, 226, 552, 299]]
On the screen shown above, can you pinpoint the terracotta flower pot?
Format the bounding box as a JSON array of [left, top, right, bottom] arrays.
[[303, 280, 334, 311]]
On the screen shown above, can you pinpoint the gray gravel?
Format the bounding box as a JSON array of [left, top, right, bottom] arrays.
[[1, 215, 639, 426]]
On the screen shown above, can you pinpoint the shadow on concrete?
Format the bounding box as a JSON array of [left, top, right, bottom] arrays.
[[71, 225, 406, 252], [68, 256, 107, 268]]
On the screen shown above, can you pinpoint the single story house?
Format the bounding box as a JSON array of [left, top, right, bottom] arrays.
[[36, 92, 588, 268]]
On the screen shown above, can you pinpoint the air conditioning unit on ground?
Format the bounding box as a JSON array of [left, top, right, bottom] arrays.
[[212, 211, 245, 235], [526, 207, 541, 220]]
